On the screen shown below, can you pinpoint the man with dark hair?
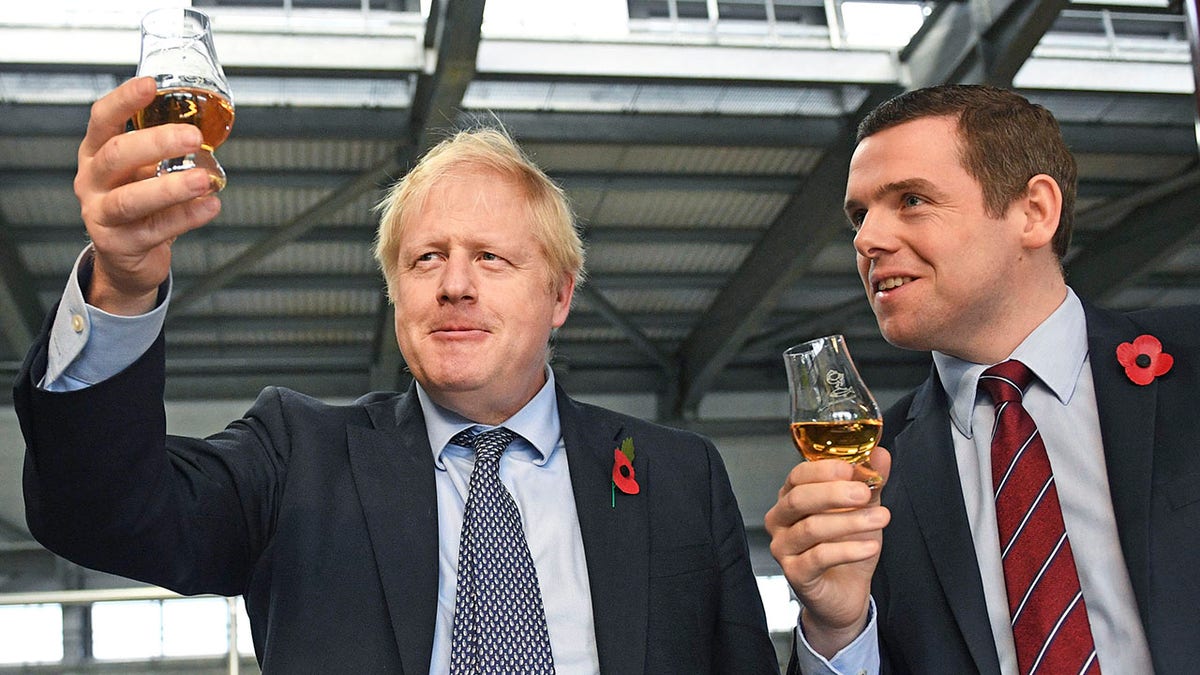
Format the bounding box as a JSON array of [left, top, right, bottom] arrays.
[[766, 84, 1200, 674], [15, 77, 779, 673]]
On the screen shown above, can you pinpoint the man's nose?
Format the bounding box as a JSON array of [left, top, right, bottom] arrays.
[[438, 254, 476, 302], [852, 212, 896, 259]]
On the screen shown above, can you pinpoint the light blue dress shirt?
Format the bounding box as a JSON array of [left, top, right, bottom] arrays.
[[794, 289, 1152, 675], [418, 376, 600, 674], [42, 246, 603, 674]]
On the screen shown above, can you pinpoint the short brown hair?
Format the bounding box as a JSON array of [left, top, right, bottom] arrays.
[[374, 128, 585, 301], [857, 85, 1077, 259]]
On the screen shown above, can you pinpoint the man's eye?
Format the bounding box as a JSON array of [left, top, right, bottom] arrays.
[[480, 252, 499, 261], [847, 211, 866, 231], [415, 252, 438, 262], [903, 195, 924, 207]]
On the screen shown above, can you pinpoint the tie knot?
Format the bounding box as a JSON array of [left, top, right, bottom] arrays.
[[979, 359, 1034, 405], [450, 427, 519, 463]]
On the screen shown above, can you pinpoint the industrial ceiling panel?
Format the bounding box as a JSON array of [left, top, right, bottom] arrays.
[[1154, 243, 1200, 272], [557, 324, 692, 342], [0, 137, 76, 169], [804, 237, 857, 273], [210, 186, 378, 226], [592, 287, 719, 313], [1074, 152, 1193, 182], [0, 186, 80, 225], [586, 241, 751, 273], [592, 189, 788, 227], [775, 281, 863, 312], [18, 242, 91, 276], [220, 138, 395, 170], [530, 143, 820, 174], [167, 326, 373, 347], [524, 143, 630, 172], [227, 76, 413, 109], [614, 145, 818, 174], [247, 241, 378, 275], [205, 288, 379, 316], [164, 240, 378, 278]]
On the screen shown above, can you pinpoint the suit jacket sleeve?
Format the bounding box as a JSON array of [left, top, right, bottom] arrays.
[[704, 437, 782, 672], [17, 319, 285, 596]]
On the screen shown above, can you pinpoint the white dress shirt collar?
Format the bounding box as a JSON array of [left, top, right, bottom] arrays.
[[932, 287, 1088, 439], [416, 366, 561, 468]]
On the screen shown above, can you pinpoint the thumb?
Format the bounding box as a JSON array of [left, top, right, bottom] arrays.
[[870, 447, 892, 500]]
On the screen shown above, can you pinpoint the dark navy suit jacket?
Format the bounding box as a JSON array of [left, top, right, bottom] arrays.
[[16, 324, 778, 674], [869, 302, 1200, 674]]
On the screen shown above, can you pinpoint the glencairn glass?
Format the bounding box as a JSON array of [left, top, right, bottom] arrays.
[[133, 8, 234, 191], [784, 335, 883, 489]]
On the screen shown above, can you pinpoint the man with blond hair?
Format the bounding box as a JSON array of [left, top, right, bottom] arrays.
[[15, 77, 778, 674]]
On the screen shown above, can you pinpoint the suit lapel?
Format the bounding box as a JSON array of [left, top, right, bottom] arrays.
[[891, 375, 1000, 675], [557, 387, 649, 675], [1082, 302, 1156, 623], [347, 388, 439, 675]]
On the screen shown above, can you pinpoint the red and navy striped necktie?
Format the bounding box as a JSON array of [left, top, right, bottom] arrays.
[[979, 360, 1100, 675]]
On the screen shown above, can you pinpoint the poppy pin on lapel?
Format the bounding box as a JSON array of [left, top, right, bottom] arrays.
[[611, 436, 639, 507], [1116, 334, 1173, 385]]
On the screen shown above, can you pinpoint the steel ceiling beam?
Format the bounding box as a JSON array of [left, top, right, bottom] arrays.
[[369, 0, 488, 390], [3, 102, 1189, 157], [168, 155, 401, 313], [0, 211, 44, 359], [670, 0, 1075, 415], [1067, 176, 1200, 301], [672, 87, 899, 416], [172, 0, 484, 318], [902, 0, 1070, 88], [491, 110, 845, 147], [574, 285, 677, 378]]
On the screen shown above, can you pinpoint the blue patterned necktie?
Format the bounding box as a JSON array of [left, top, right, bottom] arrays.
[[448, 427, 555, 675]]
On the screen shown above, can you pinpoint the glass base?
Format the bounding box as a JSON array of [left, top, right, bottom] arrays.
[[158, 150, 226, 191], [852, 460, 883, 491]]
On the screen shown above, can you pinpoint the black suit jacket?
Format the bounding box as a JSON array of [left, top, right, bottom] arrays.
[[15, 327, 777, 674], [872, 302, 1200, 674]]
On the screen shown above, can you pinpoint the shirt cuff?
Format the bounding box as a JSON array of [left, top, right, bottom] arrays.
[[791, 597, 880, 675], [41, 245, 171, 391]]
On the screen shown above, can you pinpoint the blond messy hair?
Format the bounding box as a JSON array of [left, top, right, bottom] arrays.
[[373, 128, 586, 301]]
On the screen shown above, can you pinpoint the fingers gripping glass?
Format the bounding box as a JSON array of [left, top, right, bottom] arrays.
[[134, 8, 235, 191], [784, 335, 883, 489]]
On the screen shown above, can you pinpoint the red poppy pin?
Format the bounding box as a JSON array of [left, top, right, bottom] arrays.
[[611, 437, 639, 506], [1116, 334, 1173, 386]]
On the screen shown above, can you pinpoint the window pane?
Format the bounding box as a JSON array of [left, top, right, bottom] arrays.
[[676, 0, 710, 18], [841, 1, 927, 47], [162, 597, 229, 657], [756, 575, 801, 633], [92, 600, 161, 660], [237, 597, 255, 656], [718, 1, 768, 21], [0, 604, 63, 664]]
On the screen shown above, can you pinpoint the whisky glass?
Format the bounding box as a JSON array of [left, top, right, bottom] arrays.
[[784, 335, 883, 489], [133, 8, 235, 191]]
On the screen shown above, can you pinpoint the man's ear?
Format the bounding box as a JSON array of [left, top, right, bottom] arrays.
[[551, 273, 575, 329], [1019, 174, 1062, 251]]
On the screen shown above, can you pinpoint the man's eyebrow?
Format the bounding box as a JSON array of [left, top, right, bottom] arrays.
[[844, 177, 937, 212]]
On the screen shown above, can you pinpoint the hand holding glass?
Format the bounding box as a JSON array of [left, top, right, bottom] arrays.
[[134, 8, 234, 191], [784, 335, 883, 489]]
